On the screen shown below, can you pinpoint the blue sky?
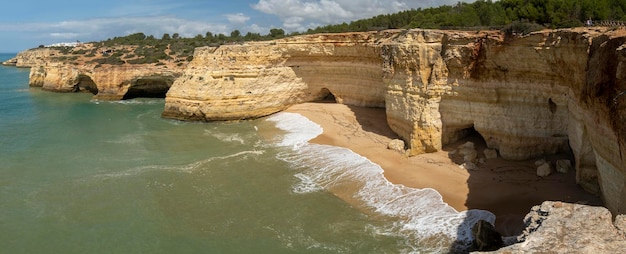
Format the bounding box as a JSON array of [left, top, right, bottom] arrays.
[[0, 0, 469, 52]]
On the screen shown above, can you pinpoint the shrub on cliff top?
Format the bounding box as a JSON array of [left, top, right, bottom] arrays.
[[89, 56, 125, 65], [502, 21, 545, 36]]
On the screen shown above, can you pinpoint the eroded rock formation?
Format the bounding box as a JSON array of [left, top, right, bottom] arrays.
[[17, 44, 187, 100], [2, 47, 60, 67], [29, 63, 180, 100], [483, 201, 626, 253], [162, 33, 386, 120], [162, 28, 626, 217]]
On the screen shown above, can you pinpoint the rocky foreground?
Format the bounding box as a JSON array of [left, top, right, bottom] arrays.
[[6, 27, 626, 252], [478, 201, 626, 253]]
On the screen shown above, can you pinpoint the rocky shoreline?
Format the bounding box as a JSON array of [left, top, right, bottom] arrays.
[[7, 27, 626, 252]]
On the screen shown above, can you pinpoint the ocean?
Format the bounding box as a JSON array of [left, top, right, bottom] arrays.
[[0, 53, 493, 253]]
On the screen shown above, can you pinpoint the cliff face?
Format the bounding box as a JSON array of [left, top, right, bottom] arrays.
[[2, 48, 61, 67], [21, 45, 185, 100], [163, 28, 626, 216], [29, 63, 180, 100], [162, 33, 386, 120]]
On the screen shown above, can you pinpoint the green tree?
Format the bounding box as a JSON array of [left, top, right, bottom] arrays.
[[269, 28, 285, 38], [230, 30, 241, 39]]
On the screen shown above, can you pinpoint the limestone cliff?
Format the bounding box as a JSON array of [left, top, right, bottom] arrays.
[[21, 44, 186, 100], [162, 33, 386, 120], [30, 63, 180, 100], [2, 48, 61, 67], [162, 28, 626, 217]]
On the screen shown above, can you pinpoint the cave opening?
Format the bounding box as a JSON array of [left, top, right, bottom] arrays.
[[123, 78, 171, 100], [73, 75, 98, 95], [445, 124, 488, 148], [548, 98, 557, 114], [316, 88, 337, 103]]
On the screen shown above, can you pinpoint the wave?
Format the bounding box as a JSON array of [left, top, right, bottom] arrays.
[[204, 129, 246, 145], [266, 112, 495, 252], [0, 88, 30, 93], [265, 112, 323, 148], [90, 98, 165, 105], [93, 150, 265, 179]]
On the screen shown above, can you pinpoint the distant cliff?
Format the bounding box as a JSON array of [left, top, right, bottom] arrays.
[[2, 48, 60, 67], [12, 44, 187, 100]]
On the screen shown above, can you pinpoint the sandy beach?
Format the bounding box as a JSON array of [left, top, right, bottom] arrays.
[[286, 102, 602, 236]]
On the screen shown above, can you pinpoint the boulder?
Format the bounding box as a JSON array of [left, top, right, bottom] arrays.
[[387, 139, 405, 152], [488, 201, 626, 253], [464, 150, 478, 163], [459, 141, 475, 150], [471, 220, 504, 252], [556, 159, 572, 173], [458, 142, 478, 163], [536, 163, 552, 177], [534, 159, 547, 167], [484, 149, 498, 159]]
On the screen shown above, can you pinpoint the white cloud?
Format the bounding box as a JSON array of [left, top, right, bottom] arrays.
[[246, 24, 268, 34], [0, 16, 230, 43], [226, 13, 251, 25], [252, 0, 472, 31], [49, 32, 80, 39]]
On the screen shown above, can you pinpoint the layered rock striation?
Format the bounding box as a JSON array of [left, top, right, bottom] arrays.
[[162, 33, 386, 120], [163, 28, 626, 217]]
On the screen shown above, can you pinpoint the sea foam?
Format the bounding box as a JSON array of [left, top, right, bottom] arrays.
[[94, 150, 265, 179], [267, 112, 495, 252]]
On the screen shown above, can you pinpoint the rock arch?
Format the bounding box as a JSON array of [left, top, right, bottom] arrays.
[[123, 77, 172, 100], [73, 74, 98, 95]]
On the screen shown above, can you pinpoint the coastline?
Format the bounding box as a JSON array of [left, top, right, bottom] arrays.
[[285, 102, 602, 236]]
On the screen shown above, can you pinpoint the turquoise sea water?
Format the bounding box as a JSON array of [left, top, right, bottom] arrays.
[[0, 53, 493, 253]]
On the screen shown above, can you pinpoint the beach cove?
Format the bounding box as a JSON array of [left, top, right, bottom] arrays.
[[285, 102, 602, 236]]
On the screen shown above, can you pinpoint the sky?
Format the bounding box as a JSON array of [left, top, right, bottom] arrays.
[[0, 0, 471, 52]]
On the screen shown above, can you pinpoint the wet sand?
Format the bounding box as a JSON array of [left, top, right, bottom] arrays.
[[286, 102, 602, 235]]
